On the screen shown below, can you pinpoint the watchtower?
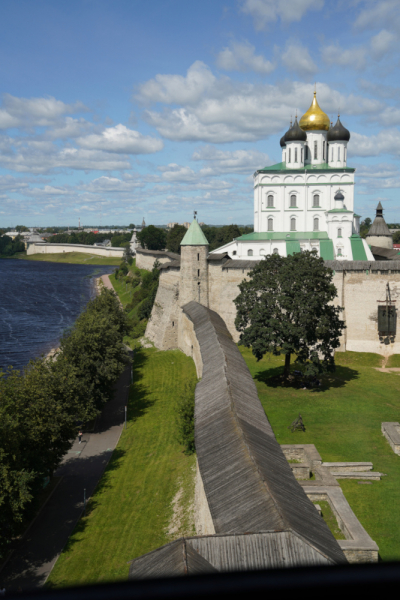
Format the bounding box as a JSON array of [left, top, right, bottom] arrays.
[[180, 218, 209, 307]]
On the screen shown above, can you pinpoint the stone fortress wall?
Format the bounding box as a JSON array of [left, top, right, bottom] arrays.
[[137, 248, 400, 356], [26, 242, 125, 258]]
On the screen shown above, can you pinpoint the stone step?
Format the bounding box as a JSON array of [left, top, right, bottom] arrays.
[[331, 471, 384, 480], [322, 462, 373, 472]]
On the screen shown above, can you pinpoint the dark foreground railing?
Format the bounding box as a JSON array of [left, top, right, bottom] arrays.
[[10, 562, 400, 599]]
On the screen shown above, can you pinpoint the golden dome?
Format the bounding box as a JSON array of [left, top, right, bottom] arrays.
[[299, 92, 330, 131]]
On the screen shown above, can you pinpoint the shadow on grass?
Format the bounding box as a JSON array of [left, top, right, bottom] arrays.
[[128, 348, 156, 423], [255, 364, 359, 391]]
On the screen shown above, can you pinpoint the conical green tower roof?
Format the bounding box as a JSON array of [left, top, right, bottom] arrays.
[[180, 219, 209, 246]]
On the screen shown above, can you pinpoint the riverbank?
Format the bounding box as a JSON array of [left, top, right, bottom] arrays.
[[13, 252, 121, 266]]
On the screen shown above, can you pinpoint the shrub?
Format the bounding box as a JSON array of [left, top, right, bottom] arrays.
[[175, 380, 197, 454]]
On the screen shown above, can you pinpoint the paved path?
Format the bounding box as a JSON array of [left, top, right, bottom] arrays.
[[1, 360, 131, 591]]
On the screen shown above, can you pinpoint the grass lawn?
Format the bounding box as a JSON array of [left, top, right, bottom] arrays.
[[240, 348, 400, 561], [47, 347, 197, 587], [16, 252, 121, 265]]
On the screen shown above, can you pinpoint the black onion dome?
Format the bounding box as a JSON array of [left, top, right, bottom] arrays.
[[284, 117, 307, 142], [280, 135, 286, 148], [327, 117, 350, 142], [334, 191, 345, 201]]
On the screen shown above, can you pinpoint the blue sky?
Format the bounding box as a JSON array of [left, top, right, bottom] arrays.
[[0, 0, 399, 227]]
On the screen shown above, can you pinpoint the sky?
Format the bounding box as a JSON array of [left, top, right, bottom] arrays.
[[0, 0, 400, 228]]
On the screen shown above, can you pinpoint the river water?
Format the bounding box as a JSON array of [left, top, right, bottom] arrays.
[[0, 259, 115, 372]]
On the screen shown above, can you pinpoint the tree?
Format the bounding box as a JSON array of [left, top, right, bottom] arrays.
[[393, 231, 400, 244], [16, 225, 29, 232], [166, 225, 187, 254], [128, 223, 135, 229], [234, 251, 345, 380], [360, 217, 372, 239], [137, 225, 167, 251]]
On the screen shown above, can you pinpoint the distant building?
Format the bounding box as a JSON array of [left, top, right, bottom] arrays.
[[167, 222, 179, 229], [182, 222, 190, 229], [94, 239, 111, 247]]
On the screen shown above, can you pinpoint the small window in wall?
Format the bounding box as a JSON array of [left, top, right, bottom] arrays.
[[273, 248, 279, 254], [290, 194, 296, 208], [314, 141, 318, 160], [260, 249, 266, 255], [338, 228, 342, 237], [313, 217, 319, 231], [323, 141, 326, 161], [338, 146, 341, 161], [268, 217, 273, 231], [301, 148, 303, 163], [313, 194, 320, 207], [172, 321, 175, 327], [344, 147, 347, 162], [288, 149, 291, 163], [267, 194, 274, 208], [248, 249, 253, 256], [337, 247, 342, 256], [284, 151, 286, 162], [305, 146, 308, 160], [197, 253, 199, 261], [197, 269, 200, 277], [290, 217, 296, 231], [295, 148, 298, 162], [233, 250, 237, 255]]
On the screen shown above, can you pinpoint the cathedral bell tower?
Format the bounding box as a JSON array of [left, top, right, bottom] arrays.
[[180, 217, 209, 307]]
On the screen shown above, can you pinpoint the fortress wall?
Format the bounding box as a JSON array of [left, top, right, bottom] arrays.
[[208, 263, 251, 342], [136, 249, 178, 271], [26, 243, 124, 258], [341, 270, 400, 355], [194, 459, 215, 536], [177, 311, 203, 379], [144, 269, 181, 350]]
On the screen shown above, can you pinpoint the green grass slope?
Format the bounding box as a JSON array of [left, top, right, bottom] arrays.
[[19, 252, 121, 265], [240, 348, 400, 561], [47, 348, 197, 587]]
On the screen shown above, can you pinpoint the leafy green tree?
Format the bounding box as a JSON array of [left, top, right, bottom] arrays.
[[234, 251, 345, 380], [166, 225, 187, 254], [175, 380, 196, 454], [360, 217, 372, 239], [393, 231, 400, 244], [137, 261, 160, 320], [128, 223, 135, 229], [16, 225, 29, 232], [0, 234, 25, 256], [137, 225, 166, 251]]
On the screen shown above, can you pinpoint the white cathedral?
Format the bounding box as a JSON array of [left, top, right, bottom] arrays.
[[211, 91, 374, 262]]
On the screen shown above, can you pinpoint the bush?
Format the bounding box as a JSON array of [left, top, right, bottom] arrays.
[[175, 381, 197, 454]]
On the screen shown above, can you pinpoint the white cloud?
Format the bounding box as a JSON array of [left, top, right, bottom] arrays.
[[135, 61, 216, 106], [192, 146, 271, 174], [0, 93, 88, 129], [216, 41, 275, 74], [77, 124, 163, 154], [282, 44, 318, 76], [140, 70, 384, 143], [354, 1, 400, 32], [241, 0, 324, 30], [370, 29, 396, 60], [81, 176, 145, 193], [350, 129, 400, 157], [321, 44, 367, 70]]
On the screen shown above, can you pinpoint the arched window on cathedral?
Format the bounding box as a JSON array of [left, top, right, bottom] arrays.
[[267, 194, 274, 208], [233, 251, 237, 255], [290, 217, 296, 231], [260, 248, 266, 255], [290, 194, 296, 208], [313, 194, 320, 207], [313, 217, 319, 231], [247, 249, 253, 256], [338, 146, 341, 161], [337, 247, 342, 257], [268, 218, 273, 231], [314, 141, 318, 160], [284, 151, 286, 162], [301, 148, 303, 163], [323, 141, 326, 161], [288, 149, 291, 163], [344, 147, 347, 162], [273, 248, 279, 254], [295, 148, 298, 162], [338, 228, 342, 238]]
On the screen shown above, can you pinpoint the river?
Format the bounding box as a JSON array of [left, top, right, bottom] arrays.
[[0, 259, 115, 372]]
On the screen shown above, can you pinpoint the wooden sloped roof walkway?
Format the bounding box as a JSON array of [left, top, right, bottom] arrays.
[[183, 301, 346, 565]]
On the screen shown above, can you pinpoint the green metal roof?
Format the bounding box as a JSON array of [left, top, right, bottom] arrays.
[[327, 208, 353, 213], [236, 231, 329, 241], [180, 219, 209, 246], [350, 234, 368, 260], [286, 241, 301, 255], [257, 162, 355, 174], [319, 239, 335, 260]]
